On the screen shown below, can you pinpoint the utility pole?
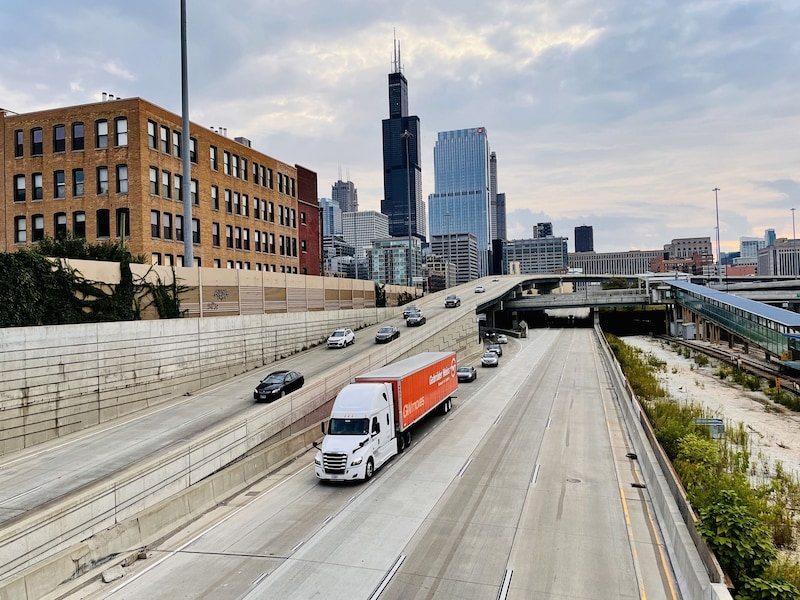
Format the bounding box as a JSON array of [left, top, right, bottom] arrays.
[[180, 0, 193, 266], [792, 207, 797, 279]]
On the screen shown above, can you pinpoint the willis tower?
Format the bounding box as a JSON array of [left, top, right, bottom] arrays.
[[381, 39, 425, 240]]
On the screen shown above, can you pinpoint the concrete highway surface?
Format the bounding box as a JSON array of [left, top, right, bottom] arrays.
[[72, 328, 679, 600]]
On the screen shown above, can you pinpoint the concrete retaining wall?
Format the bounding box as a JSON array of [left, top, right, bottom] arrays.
[[0, 308, 481, 589], [595, 327, 733, 600], [0, 307, 395, 456]]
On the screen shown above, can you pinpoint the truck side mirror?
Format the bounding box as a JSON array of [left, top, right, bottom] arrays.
[[320, 421, 325, 435]]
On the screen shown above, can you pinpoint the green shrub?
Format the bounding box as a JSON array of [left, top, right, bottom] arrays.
[[695, 353, 710, 367], [734, 575, 800, 600]]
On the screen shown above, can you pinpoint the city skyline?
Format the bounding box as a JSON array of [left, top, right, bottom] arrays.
[[1, 1, 797, 253]]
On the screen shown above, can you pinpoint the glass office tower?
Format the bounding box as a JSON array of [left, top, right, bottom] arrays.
[[428, 127, 492, 277]]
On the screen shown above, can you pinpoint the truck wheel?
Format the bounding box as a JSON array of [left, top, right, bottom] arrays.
[[365, 458, 374, 480], [397, 434, 406, 453], [404, 431, 412, 448]]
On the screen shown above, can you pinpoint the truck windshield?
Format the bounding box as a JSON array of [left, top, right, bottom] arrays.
[[328, 418, 370, 435]]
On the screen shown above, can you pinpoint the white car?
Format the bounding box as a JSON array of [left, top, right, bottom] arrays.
[[497, 334, 508, 344], [481, 352, 499, 367], [327, 328, 355, 348], [474, 285, 486, 293]]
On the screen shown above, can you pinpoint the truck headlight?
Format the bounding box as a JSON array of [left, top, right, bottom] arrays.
[[350, 457, 363, 466], [314, 454, 321, 465]]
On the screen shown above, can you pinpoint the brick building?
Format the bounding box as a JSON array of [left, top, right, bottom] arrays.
[[1, 97, 320, 273]]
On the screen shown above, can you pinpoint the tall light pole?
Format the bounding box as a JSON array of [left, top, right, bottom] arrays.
[[401, 129, 414, 288], [445, 210, 451, 288], [180, 0, 193, 266], [792, 207, 797, 279], [713, 187, 722, 284]]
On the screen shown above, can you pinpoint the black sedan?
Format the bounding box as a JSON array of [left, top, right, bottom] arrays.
[[253, 370, 304, 402], [375, 325, 400, 343], [457, 366, 477, 382], [406, 312, 426, 327]]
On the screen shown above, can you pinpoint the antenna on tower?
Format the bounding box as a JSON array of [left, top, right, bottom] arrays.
[[392, 28, 403, 73], [346, 167, 351, 182], [338, 164, 342, 182]]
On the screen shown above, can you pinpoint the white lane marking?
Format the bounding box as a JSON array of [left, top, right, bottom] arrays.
[[1, 485, 43, 505], [457, 457, 473, 478], [531, 463, 541, 486], [498, 569, 513, 600], [368, 554, 406, 600]]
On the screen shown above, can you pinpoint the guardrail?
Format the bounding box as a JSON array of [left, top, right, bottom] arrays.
[[595, 327, 732, 600]]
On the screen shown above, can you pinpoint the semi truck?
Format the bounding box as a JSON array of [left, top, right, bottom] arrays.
[[314, 352, 458, 481]]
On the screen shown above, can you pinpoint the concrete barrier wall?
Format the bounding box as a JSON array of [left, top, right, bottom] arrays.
[[0, 307, 397, 456], [0, 309, 480, 585], [595, 327, 733, 600]]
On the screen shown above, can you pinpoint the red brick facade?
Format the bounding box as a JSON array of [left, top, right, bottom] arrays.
[[1, 98, 320, 272]]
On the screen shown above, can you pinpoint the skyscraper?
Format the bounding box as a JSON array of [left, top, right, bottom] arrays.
[[381, 40, 424, 242], [428, 127, 492, 277], [575, 225, 594, 252], [319, 197, 342, 237], [489, 151, 498, 241], [332, 179, 358, 213], [495, 192, 507, 241]]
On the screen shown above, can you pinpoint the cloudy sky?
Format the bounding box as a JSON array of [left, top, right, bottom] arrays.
[[2, 0, 798, 253]]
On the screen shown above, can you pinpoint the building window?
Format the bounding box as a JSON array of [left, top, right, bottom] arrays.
[[211, 185, 219, 210], [253, 161, 259, 183], [192, 218, 200, 244], [73, 212, 86, 238], [212, 222, 220, 246], [14, 174, 26, 202], [232, 155, 239, 178], [73, 169, 84, 197], [269, 232, 275, 253], [72, 122, 84, 151], [97, 166, 109, 195], [14, 129, 23, 157], [278, 172, 284, 194], [116, 164, 128, 193], [210, 145, 218, 170], [243, 228, 250, 250], [255, 230, 261, 252], [53, 124, 66, 153], [189, 138, 197, 163], [149, 167, 158, 195], [174, 174, 182, 201], [166, 254, 175, 266], [32, 214, 45, 242], [116, 208, 130, 238], [292, 238, 297, 256], [241, 157, 248, 181], [279, 205, 284, 226], [54, 170, 66, 199], [226, 225, 233, 248], [95, 120, 108, 149], [54, 213, 67, 239], [242, 194, 249, 217], [267, 168, 273, 189], [163, 212, 172, 239], [151, 253, 162, 265], [234, 227, 242, 249], [224, 189, 232, 213], [261, 232, 268, 253], [300, 211, 306, 224], [290, 177, 295, 197], [32, 173, 43, 200], [290, 208, 296, 228], [172, 130, 181, 158], [253, 197, 260, 220], [223, 151, 230, 175], [30, 128, 43, 155], [147, 120, 157, 148], [260, 165, 266, 187], [151, 211, 160, 238], [97, 209, 110, 238], [261, 199, 267, 222], [160, 125, 170, 153], [233, 192, 240, 215], [114, 117, 128, 146], [301, 239, 307, 252], [162, 171, 171, 198], [14, 216, 26, 243], [268, 201, 274, 222], [175, 215, 183, 242], [191, 179, 198, 205]]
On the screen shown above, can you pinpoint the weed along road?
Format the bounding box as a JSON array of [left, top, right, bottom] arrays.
[[74, 329, 678, 600]]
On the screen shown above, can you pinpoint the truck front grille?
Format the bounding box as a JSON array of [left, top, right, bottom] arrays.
[[322, 452, 348, 473]]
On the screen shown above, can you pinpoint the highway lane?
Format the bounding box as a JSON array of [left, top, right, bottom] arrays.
[[0, 282, 489, 525], [76, 328, 678, 600]]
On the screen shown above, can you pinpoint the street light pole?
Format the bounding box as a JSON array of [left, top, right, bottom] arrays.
[[792, 207, 797, 279], [401, 129, 414, 288], [445, 210, 451, 288], [713, 187, 722, 284], [180, 0, 193, 267]]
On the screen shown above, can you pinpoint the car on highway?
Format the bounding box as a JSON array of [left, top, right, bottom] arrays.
[[492, 277, 500, 282], [457, 365, 477, 382], [402, 305, 420, 319], [487, 343, 503, 357], [445, 294, 461, 308], [497, 334, 508, 344], [474, 285, 486, 293], [327, 327, 355, 348], [375, 325, 400, 344], [481, 352, 499, 367], [253, 370, 304, 402], [406, 312, 427, 327]]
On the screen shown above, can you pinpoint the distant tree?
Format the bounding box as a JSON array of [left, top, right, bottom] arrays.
[[602, 277, 632, 290], [375, 282, 387, 307]]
